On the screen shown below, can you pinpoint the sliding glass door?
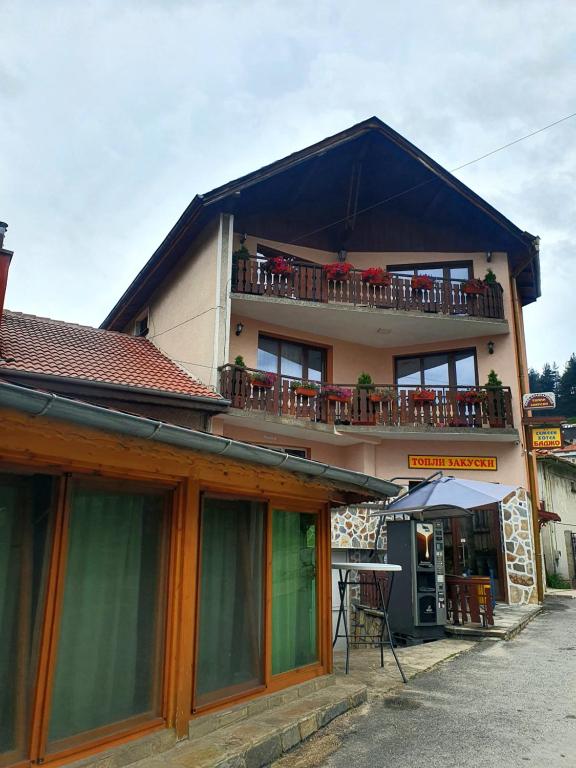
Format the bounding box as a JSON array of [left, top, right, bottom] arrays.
[[195, 497, 266, 707], [272, 511, 317, 675], [0, 474, 54, 768], [0, 473, 170, 767], [194, 499, 320, 710], [47, 484, 168, 752]]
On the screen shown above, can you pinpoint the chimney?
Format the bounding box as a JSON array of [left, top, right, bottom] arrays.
[[0, 222, 13, 321]]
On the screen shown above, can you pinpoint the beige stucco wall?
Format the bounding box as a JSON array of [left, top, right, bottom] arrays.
[[141, 218, 223, 388]]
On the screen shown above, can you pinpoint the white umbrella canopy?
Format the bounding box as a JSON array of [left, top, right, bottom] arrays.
[[387, 476, 518, 512]]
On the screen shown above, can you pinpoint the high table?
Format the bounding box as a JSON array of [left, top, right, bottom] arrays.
[[332, 562, 407, 681]]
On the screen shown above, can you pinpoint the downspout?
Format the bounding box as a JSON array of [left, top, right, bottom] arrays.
[[510, 274, 544, 602]]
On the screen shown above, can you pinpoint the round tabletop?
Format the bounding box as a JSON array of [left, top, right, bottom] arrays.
[[331, 563, 402, 572]]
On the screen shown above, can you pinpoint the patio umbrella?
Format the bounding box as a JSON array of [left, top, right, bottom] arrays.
[[386, 476, 517, 512]]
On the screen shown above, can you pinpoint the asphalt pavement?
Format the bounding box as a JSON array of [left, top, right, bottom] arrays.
[[290, 597, 576, 768]]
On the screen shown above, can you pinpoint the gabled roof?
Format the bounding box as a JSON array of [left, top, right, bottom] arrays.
[[101, 116, 540, 331], [0, 310, 222, 402]]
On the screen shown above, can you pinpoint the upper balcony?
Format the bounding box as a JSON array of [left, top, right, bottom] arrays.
[[218, 364, 518, 444], [231, 257, 509, 347]]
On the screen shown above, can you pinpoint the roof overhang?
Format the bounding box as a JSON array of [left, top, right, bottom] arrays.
[[101, 117, 540, 331], [0, 380, 401, 501]]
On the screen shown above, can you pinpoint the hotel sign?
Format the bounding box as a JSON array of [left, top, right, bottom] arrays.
[[531, 427, 562, 449], [522, 392, 556, 410], [408, 455, 497, 471]]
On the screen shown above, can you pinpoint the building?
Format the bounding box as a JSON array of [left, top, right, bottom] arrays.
[[538, 449, 576, 586], [0, 226, 400, 768], [101, 118, 541, 605]]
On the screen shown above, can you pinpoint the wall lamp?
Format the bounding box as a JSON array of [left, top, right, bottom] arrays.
[[337, 249, 347, 263], [487, 340, 495, 355], [235, 322, 244, 336], [486, 251, 493, 263]]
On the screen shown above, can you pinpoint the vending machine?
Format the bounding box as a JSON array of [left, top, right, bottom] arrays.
[[386, 518, 447, 643]]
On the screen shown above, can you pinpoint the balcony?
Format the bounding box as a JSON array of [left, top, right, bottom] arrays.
[[218, 365, 517, 444], [231, 258, 508, 347]]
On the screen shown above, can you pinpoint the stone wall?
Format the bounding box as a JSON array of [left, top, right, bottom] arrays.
[[332, 507, 386, 549], [500, 488, 538, 605]]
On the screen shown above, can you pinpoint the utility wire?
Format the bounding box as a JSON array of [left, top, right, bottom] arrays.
[[291, 110, 576, 244]]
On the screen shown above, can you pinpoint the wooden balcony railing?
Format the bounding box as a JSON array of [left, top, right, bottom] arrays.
[[232, 257, 505, 320], [219, 365, 515, 429]]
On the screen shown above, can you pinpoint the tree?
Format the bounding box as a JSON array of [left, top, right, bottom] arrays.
[[558, 355, 576, 419], [539, 363, 559, 394], [528, 368, 540, 393]]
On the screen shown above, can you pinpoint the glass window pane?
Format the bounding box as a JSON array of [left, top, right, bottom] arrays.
[[396, 358, 422, 387], [307, 349, 324, 382], [47, 487, 167, 748], [449, 266, 470, 281], [257, 336, 278, 374], [0, 475, 53, 763], [423, 355, 450, 387], [195, 498, 265, 706], [455, 351, 477, 387], [418, 267, 443, 279], [281, 342, 304, 379], [272, 511, 317, 675]]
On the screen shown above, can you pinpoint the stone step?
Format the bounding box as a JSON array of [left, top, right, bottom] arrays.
[[188, 674, 336, 740], [138, 680, 367, 768]]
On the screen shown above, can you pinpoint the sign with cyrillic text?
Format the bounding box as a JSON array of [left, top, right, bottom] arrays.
[[408, 455, 497, 471]]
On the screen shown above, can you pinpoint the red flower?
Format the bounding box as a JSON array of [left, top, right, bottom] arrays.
[[323, 262, 354, 280], [360, 267, 392, 286], [411, 274, 434, 291]]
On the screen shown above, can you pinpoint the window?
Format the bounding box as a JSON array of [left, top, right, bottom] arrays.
[[257, 335, 326, 383], [387, 261, 473, 283], [395, 349, 477, 389], [133, 311, 149, 338]]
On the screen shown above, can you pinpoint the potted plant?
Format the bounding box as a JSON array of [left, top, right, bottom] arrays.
[[268, 255, 294, 276], [484, 268, 497, 285], [411, 274, 434, 291], [232, 244, 251, 260], [234, 355, 246, 368], [250, 371, 277, 389], [323, 262, 354, 281], [290, 380, 320, 397], [371, 385, 396, 403], [484, 370, 505, 426], [356, 372, 375, 391], [322, 385, 353, 403], [413, 388, 436, 403], [456, 388, 487, 405], [360, 267, 392, 286], [462, 278, 487, 295]]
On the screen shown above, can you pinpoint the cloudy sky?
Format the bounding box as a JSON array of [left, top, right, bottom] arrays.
[[1, 0, 575, 370]]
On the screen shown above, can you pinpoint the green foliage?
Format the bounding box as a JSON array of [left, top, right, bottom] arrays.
[[546, 571, 572, 589], [234, 355, 246, 368], [485, 369, 502, 388], [357, 372, 374, 388], [233, 244, 251, 259], [558, 354, 576, 418], [484, 268, 497, 284]]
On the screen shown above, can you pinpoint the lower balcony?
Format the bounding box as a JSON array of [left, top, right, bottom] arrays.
[[218, 365, 518, 443]]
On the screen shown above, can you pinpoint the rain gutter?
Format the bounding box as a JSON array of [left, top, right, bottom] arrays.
[[0, 381, 401, 499]]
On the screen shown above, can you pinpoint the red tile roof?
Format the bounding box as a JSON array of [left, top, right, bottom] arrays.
[[0, 310, 221, 400]]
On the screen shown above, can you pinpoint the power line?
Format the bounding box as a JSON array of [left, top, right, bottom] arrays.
[[291, 110, 576, 244]]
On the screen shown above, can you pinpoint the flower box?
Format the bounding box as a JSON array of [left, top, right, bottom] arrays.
[[360, 267, 392, 286], [462, 279, 486, 296], [411, 275, 434, 291], [268, 256, 294, 275], [413, 389, 436, 403], [295, 387, 319, 397], [323, 386, 352, 402], [456, 389, 486, 404], [251, 372, 277, 389], [323, 262, 354, 281]]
